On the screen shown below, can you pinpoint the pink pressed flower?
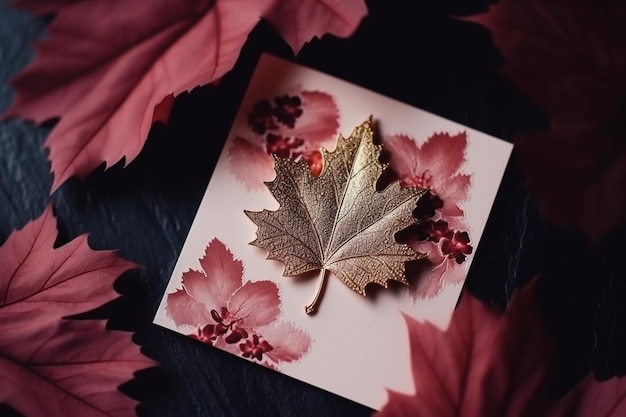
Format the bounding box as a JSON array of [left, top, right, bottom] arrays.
[[384, 132, 471, 219], [383, 132, 473, 298], [165, 239, 244, 327], [248, 99, 278, 134], [441, 231, 473, 264], [228, 136, 276, 189], [403, 224, 474, 298], [415, 219, 453, 243], [228, 89, 340, 188], [190, 324, 217, 345], [273, 95, 303, 127], [406, 238, 470, 298], [166, 238, 311, 369], [265, 133, 305, 159], [259, 322, 312, 364], [240, 334, 274, 361]]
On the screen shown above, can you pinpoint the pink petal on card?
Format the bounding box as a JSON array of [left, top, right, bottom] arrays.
[[292, 90, 340, 148], [228, 281, 281, 328], [418, 132, 468, 183], [383, 134, 422, 184], [166, 287, 212, 328], [198, 238, 244, 302], [384, 132, 469, 192], [406, 240, 468, 299], [227, 136, 276, 190], [438, 174, 471, 217], [410, 258, 449, 299], [177, 269, 225, 314], [262, 322, 312, 363]]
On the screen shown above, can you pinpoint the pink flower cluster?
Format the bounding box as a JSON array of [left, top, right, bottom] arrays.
[[228, 88, 340, 189], [383, 132, 474, 298], [166, 239, 311, 370]]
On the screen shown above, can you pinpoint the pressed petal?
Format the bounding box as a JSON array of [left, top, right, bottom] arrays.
[[437, 174, 471, 217], [197, 238, 244, 304], [404, 234, 468, 299], [165, 287, 212, 328], [417, 132, 468, 186], [227, 136, 277, 190], [228, 281, 281, 328], [384, 132, 468, 192], [291, 90, 340, 148], [383, 134, 423, 184], [406, 244, 449, 299], [261, 322, 312, 363], [167, 239, 244, 328], [175, 269, 222, 316]]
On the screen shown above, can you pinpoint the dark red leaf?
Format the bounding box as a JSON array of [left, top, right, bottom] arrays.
[[376, 279, 626, 416], [6, 0, 367, 192], [466, 0, 626, 243], [0, 205, 156, 417]]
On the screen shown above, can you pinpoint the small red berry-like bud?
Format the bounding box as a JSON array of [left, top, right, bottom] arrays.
[[248, 99, 278, 134], [304, 151, 323, 177], [273, 95, 303, 128], [441, 231, 473, 264]]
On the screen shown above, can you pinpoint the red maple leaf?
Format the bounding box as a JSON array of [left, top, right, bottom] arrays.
[[0, 206, 156, 417], [5, 0, 367, 192], [465, 1, 626, 244], [376, 280, 626, 417]]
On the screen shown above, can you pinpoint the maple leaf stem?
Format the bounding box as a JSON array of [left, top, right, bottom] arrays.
[[305, 268, 328, 315]]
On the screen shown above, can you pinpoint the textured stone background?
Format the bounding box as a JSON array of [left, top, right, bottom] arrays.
[[1, 1, 624, 416]]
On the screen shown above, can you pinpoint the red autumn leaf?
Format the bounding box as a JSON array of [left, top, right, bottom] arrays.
[[545, 376, 626, 417], [0, 205, 156, 417], [264, 0, 368, 54], [5, 0, 367, 193], [376, 279, 626, 417], [465, 1, 626, 243]]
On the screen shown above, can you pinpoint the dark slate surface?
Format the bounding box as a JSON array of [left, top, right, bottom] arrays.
[[1, 1, 624, 416]]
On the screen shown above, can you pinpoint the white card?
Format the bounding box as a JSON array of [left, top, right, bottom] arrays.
[[154, 54, 513, 409]]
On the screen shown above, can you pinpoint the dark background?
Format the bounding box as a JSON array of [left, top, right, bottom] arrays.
[[1, 1, 624, 416]]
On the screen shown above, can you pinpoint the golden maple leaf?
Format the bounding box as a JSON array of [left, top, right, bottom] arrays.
[[245, 119, 426, 314]]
